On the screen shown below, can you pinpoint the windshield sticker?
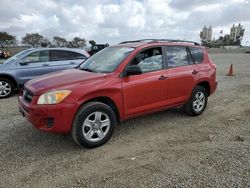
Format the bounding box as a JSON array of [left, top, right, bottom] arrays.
[[119, 47, 134, 52]]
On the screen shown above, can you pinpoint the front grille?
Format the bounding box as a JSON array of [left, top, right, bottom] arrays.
[[23, 88, 33, 103]]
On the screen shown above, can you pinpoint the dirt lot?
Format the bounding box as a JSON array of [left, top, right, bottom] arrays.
[[0, 53, 250, 188]]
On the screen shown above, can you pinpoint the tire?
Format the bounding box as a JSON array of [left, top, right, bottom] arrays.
[[0, 78, 14, 99], [185, 86, 208, 116], [71, 101, 117, 148]]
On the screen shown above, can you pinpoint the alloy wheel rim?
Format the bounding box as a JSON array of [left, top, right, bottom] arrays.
[[0, 81, 11, 97], [82, 111, 110, 142], [193, 91, 205, 112]]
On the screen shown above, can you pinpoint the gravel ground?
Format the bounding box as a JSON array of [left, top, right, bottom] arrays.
[[0, 53, 250, 188]]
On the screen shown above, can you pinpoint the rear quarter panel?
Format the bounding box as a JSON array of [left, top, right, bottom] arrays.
[[195, 49, 217, 95]]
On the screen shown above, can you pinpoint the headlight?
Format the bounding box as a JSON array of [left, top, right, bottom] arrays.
[[37, 90, 71, 105]]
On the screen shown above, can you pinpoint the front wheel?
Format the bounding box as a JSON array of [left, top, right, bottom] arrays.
[[185, 86, 208, 116], [71, 102, 117, 148], [0, 78, 14, 99]]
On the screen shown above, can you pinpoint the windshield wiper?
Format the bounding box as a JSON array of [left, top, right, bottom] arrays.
[[81, 68, 96, 72]]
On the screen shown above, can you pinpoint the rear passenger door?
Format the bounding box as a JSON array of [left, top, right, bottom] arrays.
[[49, 50, 86, 71], [165, 46, 197, 105]]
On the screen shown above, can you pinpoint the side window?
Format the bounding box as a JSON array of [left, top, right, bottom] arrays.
[[189, 47, 204, 64], [50, 50, 73, 61], [165, 46, 189, 68], [71, 52, 86, 60], [129, 47, 163, 73], [22, 51, 49, 63]]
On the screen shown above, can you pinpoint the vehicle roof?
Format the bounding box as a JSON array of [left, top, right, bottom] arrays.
[[115, 39, 204, 49]]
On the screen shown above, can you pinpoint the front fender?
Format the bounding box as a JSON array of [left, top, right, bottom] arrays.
[[76, 87, 124, 120]]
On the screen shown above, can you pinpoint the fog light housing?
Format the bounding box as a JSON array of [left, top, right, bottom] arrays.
[[46, 118, 54, 128]]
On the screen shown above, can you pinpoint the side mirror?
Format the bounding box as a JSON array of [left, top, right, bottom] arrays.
[[19, 62, 28, 65], [19, 59, 30, 65], [125, 65, 142, 76]]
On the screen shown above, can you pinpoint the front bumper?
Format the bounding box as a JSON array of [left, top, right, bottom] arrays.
[[18, 94, 77, 134]]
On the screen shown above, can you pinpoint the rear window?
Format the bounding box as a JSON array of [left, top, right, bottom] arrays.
[[71, 52, 86, 60], [50, 50, 72, 61], [50, 50, 86, 61], [189, 47, 204, 64]]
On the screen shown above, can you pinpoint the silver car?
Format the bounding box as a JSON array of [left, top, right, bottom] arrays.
[[0, 48, 89, 98]]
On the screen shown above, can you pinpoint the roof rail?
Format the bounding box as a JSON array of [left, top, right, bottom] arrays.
[[119, 39, 153, 44], [119, 39, 201, 46]]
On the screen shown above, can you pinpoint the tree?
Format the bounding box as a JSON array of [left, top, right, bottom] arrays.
[[0, 32, 17, 48], [53, 36, 68, 47], [21, 33, 44, 47], [41, 38, 51, 47], [68, 37, 86, 48], [89, 40, 96, 47]]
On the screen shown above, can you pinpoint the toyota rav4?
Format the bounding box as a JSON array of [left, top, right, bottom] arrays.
[[18, 39, 217, 148]]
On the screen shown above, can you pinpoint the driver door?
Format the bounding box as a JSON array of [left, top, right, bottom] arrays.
[[122, 47, 168, 116], [15, 50, 51, 85]]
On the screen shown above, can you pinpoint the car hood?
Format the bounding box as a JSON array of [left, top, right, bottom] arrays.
[[0, 61, 16, 69], [0, 62, 8, 68], [25, 69, 108, 95]]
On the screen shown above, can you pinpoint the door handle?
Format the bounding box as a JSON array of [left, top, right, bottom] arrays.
[[70, 62, 75, 64], [192, 70, 199, 75], [159, 75, 167, 80], [42, 63, 49, 67]]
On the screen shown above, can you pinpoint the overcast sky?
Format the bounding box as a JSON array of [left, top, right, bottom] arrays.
[[0, 0, 250, 45]]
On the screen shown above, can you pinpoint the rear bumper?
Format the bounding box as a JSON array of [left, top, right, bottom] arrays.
[[18, 94, 77, 134]]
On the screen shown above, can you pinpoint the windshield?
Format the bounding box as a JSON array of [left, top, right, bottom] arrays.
[[79, 47, 134, 73], [2, 49, 32, 65]]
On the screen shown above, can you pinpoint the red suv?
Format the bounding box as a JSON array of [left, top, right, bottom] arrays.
[[19, 39, 217, 148]]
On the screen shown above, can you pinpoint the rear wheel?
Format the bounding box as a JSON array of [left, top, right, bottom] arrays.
[[71, 102, 117, 148], [185, 86, 208, 116], [0, 78, 14, 99]]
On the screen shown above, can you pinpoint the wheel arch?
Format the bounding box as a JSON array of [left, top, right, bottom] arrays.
[[78, 96, 120, 123], [0, 74, 18, 89], [196, 81, 211, 96]]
